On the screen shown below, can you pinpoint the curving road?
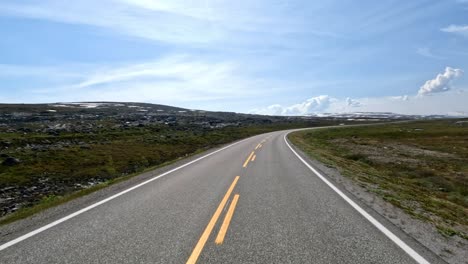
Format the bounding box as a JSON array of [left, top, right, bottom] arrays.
[[0, 130, 442, 263]]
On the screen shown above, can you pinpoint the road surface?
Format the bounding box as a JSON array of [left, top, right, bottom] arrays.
[[0, 130, 441, 263]]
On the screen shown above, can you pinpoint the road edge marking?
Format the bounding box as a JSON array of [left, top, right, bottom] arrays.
[[186, 177, 240, 264], [0, 138, 252, 252], [215, 194, 240, 245], [283, 133, 430, 264]]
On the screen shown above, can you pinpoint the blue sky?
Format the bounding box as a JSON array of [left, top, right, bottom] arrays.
[[1, 0, 467, 115]]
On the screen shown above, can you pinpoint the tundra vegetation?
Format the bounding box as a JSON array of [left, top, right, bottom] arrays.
[[0, 102, 361, 224], [289, 119, 468, 239]]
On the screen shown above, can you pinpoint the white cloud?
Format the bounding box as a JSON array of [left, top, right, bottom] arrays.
[[251, 90, 468, 116], [441, 24, 468, 36], [252, 104, 284, 116], [284, 95, 332, 115], [418, 67, 463, 96], [346, 97, 362, 107], [390, 95, 409, 101], [251, 95, 332, 116], [338, 92, 468, 115]]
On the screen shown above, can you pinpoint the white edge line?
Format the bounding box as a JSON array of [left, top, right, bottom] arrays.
[[0, 137, 252, 251], [283, 133, 430, 264]]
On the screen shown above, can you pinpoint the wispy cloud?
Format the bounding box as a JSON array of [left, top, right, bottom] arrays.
[[0, 0, 339, 48], [416, 47, 445, 59], [4, 55, 286, 108], [441, 24, 468, 37], [0, 64, 85, 78], [74, 56, 237, 90], [0, 1, 221, 45]]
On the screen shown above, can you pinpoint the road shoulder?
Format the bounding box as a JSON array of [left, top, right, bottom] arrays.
[[285, 133, 462, 264]]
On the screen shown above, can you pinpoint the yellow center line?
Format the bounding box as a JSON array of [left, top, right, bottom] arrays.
[[243, 151, 255, 168], [251, 154, 256, 162], [215, 194, 240, 245], [255, 143, 261, 150], [186, 176, 240, 264]]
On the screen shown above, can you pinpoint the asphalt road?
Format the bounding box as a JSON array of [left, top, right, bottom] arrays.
[[0, 130, 442, 263]]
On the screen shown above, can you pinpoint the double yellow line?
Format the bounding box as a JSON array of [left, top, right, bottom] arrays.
[[187, 139, 268, 263], [245, 142, 263, 168], [186, 176, 240, 264], [215, 194, 240, 244]]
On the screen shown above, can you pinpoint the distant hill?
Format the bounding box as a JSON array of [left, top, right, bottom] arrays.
[[0, 102, 328, 125], [309, 112, 460, 120]]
